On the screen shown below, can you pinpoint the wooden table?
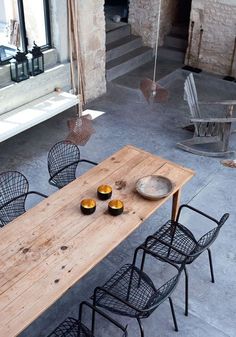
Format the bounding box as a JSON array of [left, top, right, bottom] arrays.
[[0, 145, 194, 336]]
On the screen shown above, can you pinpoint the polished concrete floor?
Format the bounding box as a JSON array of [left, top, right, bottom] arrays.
[[1, 57, 236, 337]]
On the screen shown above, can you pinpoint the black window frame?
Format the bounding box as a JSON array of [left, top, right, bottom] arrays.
[[0, 0, 51, 65]]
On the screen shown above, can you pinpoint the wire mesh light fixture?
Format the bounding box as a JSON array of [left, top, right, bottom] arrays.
[[140, 0, 169, 104]]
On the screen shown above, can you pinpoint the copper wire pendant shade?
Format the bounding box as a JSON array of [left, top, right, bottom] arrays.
[[66, 0, 95, 145], [140, 0, 169, 103]]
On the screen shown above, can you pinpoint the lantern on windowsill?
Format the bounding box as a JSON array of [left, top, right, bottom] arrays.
[[10, 49, 29, 82], [28, 42, 44, 76]]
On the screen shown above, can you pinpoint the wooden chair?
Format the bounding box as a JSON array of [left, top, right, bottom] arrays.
[[177, 73, 236, 157]]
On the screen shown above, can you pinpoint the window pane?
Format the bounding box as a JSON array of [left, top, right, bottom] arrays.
[[23, 0, 47, 49], [0, 0, 21, 62]]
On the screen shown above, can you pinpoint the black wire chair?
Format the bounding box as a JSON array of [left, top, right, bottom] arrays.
[[93, 246, 184, 337], [47, 301, 128, 337], [0, 171, 47, 227], [139, 204, 229, 316], [48, 140, 98, 189]]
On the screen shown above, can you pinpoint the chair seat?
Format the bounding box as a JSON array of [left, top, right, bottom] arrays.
[[48, 317, 94, 337], [95, 264, 157, 318], [146, 221, 198, 264]]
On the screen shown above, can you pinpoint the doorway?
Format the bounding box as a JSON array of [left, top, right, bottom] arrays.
[[105, 0, 129, 32], [174, 0, 192, 27]]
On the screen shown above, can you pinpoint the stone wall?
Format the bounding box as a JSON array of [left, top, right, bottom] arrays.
[[187, 0, 236, 76], [77, 0, 106, 102], [129, 0, 177, 48]]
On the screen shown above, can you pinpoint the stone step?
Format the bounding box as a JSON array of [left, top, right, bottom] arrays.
[[106, 24, 131, 44], [106, 46, 153, 81], [106, 35, 143, 62], [157, 46, 185, 62], [171, 25, 189, 39], [164, 34, 188, 51]]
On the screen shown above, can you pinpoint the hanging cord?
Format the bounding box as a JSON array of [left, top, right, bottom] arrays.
[[152, 0, 162, 86], [68, 0, 86, 116]]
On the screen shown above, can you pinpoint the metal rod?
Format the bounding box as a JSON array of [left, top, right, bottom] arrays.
[[186, 21, 195, 66], [196, 26, 204, 68], [228, 36, 236, 77], [153, 0, 162, 84]]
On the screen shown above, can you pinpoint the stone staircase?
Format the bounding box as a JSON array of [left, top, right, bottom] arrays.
[[158, 25, 188, 62], [106, 24, 153, 81]]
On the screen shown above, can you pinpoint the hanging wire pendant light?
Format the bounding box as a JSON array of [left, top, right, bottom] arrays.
[[66, 100, 95, 146], [66, 0, 95, 145], [140, 0, 169, 103]]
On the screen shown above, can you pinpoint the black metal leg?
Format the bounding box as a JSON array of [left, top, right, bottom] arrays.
[[138, 251, 146, 287], [169, 297, 178, 332], [184, 266, 189, 316], [207, 248, 215, 283], [140, 251, 146, 273], [137, 317, 144, 337]]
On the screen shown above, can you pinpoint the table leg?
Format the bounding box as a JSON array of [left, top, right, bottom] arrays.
[[171, 189, 181, 221]]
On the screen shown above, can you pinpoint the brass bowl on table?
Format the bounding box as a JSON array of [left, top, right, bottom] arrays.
[[97, 185, 112, 200], [80, 199, 96, 215], [108, 199, 124, 216]]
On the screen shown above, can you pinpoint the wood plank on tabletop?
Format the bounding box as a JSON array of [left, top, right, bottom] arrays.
[[0, 145, 140, 250]]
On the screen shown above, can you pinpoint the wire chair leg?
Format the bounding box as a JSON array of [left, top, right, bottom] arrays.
[[207, 248, 215, 283], [169, 297, 178, 332], [184, 266, 189, 316], [137, 317, 145, 337]]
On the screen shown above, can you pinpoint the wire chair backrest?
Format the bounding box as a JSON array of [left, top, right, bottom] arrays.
[[190, 213, 229, 260], [145, 268, 181, 314], [0, 171, 29, 227], [48, 140, 80, 189]]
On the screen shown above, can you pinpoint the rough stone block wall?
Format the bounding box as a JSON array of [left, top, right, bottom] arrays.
[[78, 0, 106, 102], [188, 0, 236, 76], [129, 0, 177, 48], [129, 0, 160, 48]]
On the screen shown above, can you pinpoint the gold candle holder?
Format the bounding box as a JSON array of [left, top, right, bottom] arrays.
[[108, 199, 124, 216], [80, 199, 96, 215], [97, 185, 112, 200]]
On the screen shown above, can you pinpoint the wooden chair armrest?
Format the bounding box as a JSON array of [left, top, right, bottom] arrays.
[[198, 100, 236, 106], [190, 117, 236, 123]]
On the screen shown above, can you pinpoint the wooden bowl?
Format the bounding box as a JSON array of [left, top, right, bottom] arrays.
[[97, 185, 112, 200], [80, 199, 96, 215], [108, 199, 124, 216]]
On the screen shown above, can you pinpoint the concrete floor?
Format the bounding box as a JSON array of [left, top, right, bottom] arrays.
[[1, 57, 236, 337]]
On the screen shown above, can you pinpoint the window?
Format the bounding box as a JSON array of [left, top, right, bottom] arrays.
[[0, 0, 51, 64]]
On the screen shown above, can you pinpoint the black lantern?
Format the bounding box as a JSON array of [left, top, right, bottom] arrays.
[[29, 42, 44, 76], [10, 49, 29, 82]]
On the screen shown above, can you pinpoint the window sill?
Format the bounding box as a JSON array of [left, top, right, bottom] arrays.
[[0, 48, 58, 89], [0, 62, 72, 115]]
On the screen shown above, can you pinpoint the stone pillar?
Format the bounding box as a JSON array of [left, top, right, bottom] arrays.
[[187, 0, 236, 76], [77, 0, 106, 102]]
